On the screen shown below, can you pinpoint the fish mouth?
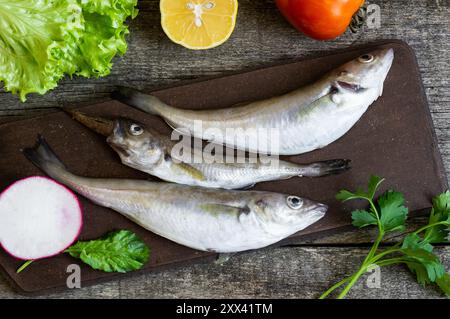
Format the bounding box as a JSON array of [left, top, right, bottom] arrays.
[[315, 203, 328, 215], [106, 121, 131, 157], [109, 143, 130, 158], [310, 203, 328, 221], [335, 81, 363, 92], [64, 109, 114, 137]]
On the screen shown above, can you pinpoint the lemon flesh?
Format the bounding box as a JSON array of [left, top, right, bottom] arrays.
[[161, 0, 238, 50]]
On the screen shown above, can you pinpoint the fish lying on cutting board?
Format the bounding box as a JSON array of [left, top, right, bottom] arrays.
[[114, 48, 394, 155], [65, 110, 351, 189], [23, 136, 327, 253]]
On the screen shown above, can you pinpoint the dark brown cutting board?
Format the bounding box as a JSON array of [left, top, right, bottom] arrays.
[[0, 40, 447, 295]]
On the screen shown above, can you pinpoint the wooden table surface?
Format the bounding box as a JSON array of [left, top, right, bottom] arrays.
[[1, 0, 449, 299]]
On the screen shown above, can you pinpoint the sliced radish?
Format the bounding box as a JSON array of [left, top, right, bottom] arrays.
[[0, 176, 82, 260]]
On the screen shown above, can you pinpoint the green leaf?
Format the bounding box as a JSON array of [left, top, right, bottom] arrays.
[[367, 175, 385, 200], [69, 0, 138, 78], [402, 233, 433, 253], [325, 180, 450, 299], [403, 261, 432, 286], [336, 175, 384, 202], [0, 0, 83, 101], [423, 191, 450, 243], [66, 230, 150, 273], [436, 273, 450, 296], [351, 210, 378, 228], [398, 192, 450, 295], [432, 190, 450, 212], [378, 190, 408, 232], [335, 190, 359, 202], [401, 248, 445, 284], [0, 0, 138, 101]]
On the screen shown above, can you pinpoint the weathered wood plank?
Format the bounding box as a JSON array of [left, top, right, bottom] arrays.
[[0, 0, 449, 298], [0, 245, 448, 299], [0, 217, 448, 298]]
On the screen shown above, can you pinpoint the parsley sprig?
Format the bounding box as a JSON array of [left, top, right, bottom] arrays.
[[320, 176, 450, 299]]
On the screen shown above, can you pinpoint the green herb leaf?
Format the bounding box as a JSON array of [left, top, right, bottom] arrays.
[[423, 191, 450, 243], [378, 190, 408, 232], [335, 190, 359, 202], [66, 230, 150, 273], [400, 248, 445, 284], [336, 175, 384, 202], [403, 260, 434, 286], [366, 175, 385, 200], [351, 210, 378, 228], [323, 181, 450, 299], [402, 233, 433, 253], [436, 273, 450, 296]]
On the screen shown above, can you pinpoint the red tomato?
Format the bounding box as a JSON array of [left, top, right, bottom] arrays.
[[276, 0, 365, 40]]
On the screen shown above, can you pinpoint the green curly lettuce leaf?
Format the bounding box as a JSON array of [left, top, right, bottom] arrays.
[[0, 0, 138, 101], [0, 0, 83, 101], [70, 0, 138, 77]]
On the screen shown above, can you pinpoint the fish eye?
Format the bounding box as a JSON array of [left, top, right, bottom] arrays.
[[287, 196, 303, 210], [358, 54, 374, 63], [129, 124, 144, 136]]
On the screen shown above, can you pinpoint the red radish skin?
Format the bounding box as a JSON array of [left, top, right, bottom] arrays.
[[0, 176, 83, 260]]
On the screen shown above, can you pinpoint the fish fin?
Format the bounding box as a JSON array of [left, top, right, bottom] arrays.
[[164, 119, 191, 137], [300, 159, 352, 177], [199, 203, 250, 217], [63, 109, 114, 137], [23, 135, 67, 172], [298, 93, 332, 119], [214, 253, 237, 265], [112, 86, 167, 115], [171, 161, 206, 181]]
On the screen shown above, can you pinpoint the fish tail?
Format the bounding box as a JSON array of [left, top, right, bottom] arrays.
[[300, 159, 351, 177], [112, 86, 167, 115], [23, 136, 69, 180]]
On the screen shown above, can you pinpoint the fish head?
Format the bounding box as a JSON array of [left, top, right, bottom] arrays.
[[330, 48, 394, 98], [252, 193, 327, 231], [63, 110, 167, 167], [106, 118, 166, 167]]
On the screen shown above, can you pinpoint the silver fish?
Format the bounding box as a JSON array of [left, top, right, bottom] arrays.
[[65, 110, 351, 189], [114, 48, 394, 155], [24, 136, 327, 253]]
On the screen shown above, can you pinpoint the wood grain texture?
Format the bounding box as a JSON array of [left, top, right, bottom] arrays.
[[0, 0, 449, 298], [0, 244, 448, 299]]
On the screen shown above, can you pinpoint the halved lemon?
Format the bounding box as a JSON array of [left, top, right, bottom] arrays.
[[160, 0, 238, 50]]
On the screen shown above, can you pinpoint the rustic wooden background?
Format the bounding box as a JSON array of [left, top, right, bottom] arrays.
[[1, 0, 449, 299]]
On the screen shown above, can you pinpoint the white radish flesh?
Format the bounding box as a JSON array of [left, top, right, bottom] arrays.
[[0, 176, 82, 260]]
